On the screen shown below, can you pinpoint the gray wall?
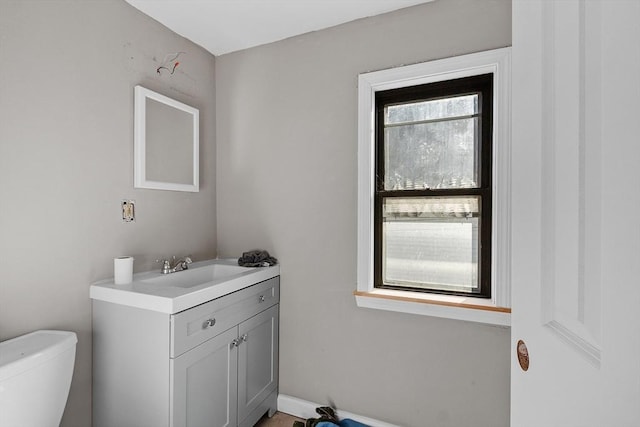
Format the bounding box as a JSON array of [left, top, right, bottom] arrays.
[[0, 1, 216, 426], [215, 1, 511, 426]]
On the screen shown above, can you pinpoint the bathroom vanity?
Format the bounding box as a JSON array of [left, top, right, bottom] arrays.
[[90, 259, 280, 427]]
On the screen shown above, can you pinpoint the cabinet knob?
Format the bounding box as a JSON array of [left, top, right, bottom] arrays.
[[230, 338, 240, 349], [258, 295, 265, 303], [202, 318, 216, 329], [241, 333, 248, 342]]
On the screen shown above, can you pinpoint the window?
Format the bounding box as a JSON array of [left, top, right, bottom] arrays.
[[356, 48, 511, 326], [375, 74, 493, 298]]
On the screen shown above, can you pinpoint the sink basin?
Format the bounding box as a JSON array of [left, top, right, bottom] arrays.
[[139, 264, 252, 288], [89, 259, 280, 314]]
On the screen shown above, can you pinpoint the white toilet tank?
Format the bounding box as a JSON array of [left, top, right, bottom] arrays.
[[0, 330, 77, 427]]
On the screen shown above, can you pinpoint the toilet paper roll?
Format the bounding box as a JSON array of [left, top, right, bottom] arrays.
[[114, 256, 134, 285]]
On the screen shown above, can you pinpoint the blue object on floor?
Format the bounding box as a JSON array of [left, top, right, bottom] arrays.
[[316, 419, 371, 427], [340, 419, 370, 427]]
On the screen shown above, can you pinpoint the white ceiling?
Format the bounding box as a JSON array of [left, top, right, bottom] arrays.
[[125, 0, 433, 56]]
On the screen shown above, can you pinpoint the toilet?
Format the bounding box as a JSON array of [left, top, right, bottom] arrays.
[[0, 330, 77, 427]]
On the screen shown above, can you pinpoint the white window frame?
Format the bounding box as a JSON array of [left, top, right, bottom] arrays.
[[356, 48, 512, 326]]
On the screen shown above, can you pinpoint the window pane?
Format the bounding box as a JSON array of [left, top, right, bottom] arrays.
[[384, 118, 478, 190], [385, 94, 478, 125], [382, 197, 480, 293]]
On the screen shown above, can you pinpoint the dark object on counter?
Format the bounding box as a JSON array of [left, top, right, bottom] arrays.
[[238, 250, 278, 267]]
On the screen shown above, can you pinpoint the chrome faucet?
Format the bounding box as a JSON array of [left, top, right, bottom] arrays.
[[157, 256, 193, 274]]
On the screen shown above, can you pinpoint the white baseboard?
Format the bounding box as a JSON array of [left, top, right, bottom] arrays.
[[276, 394, 401, 427]]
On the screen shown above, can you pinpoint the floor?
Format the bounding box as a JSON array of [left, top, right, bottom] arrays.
[[254, 411, 304, 427]]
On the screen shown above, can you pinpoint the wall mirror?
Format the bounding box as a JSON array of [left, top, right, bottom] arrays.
[[134, 85, 199, 192]]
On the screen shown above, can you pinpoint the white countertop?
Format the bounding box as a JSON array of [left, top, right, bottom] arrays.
[[90, 258, 280, 314]]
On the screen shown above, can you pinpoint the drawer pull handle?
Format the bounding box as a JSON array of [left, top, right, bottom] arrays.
[[202, 318, 216, 329], [258, 295, 265, 303]]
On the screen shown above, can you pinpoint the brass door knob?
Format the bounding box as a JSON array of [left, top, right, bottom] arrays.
[[517, 339, 530, 371]]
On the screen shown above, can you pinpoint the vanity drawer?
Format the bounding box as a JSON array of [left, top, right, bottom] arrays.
[[170, 277, 279, 357]]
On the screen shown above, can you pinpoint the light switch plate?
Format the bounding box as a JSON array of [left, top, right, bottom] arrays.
[[122, 200, 135, 222]]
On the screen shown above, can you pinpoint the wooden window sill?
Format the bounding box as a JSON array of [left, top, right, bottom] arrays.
[[354, 289, 511, 326]]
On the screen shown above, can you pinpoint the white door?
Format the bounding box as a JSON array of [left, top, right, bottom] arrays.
[[511, 1, 640, 426]]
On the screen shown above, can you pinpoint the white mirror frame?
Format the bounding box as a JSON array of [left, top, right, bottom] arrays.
[[134, 85, 199, 192]]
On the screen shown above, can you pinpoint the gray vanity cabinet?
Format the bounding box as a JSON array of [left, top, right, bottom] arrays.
[[93, 277, 279, 427], [171, 305, 279, 427]]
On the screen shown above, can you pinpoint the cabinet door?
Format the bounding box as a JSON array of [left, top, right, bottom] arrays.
[[171, 327, 238, 427], [237, 305, 279, 424]]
